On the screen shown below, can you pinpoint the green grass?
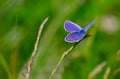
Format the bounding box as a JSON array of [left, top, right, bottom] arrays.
[[0, 0, 120, 79]]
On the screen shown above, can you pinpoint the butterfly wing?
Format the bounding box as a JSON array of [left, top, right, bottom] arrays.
[[83, 20, 96, 31], [64, 20, 82, 32], [65, 30, 86, 43]]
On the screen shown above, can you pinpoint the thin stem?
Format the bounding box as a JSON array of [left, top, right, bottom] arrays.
[[49, 34, 90, 79], [22, 17, 49, 79], [49, 46, 73, 79]]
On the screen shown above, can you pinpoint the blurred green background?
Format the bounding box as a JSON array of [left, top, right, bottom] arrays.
[[0, 0, 120, 79]]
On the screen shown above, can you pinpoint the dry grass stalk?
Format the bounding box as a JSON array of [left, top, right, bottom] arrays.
[[22, 17, 49, 79]]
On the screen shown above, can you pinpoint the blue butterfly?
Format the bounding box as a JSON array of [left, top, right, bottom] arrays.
[[64, 20, 95, 43]]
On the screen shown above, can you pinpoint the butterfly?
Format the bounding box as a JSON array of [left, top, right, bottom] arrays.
[[64, 20, 95, 43]]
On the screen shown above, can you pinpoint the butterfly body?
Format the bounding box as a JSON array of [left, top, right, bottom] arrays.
[[64, 20, 95, 43]]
